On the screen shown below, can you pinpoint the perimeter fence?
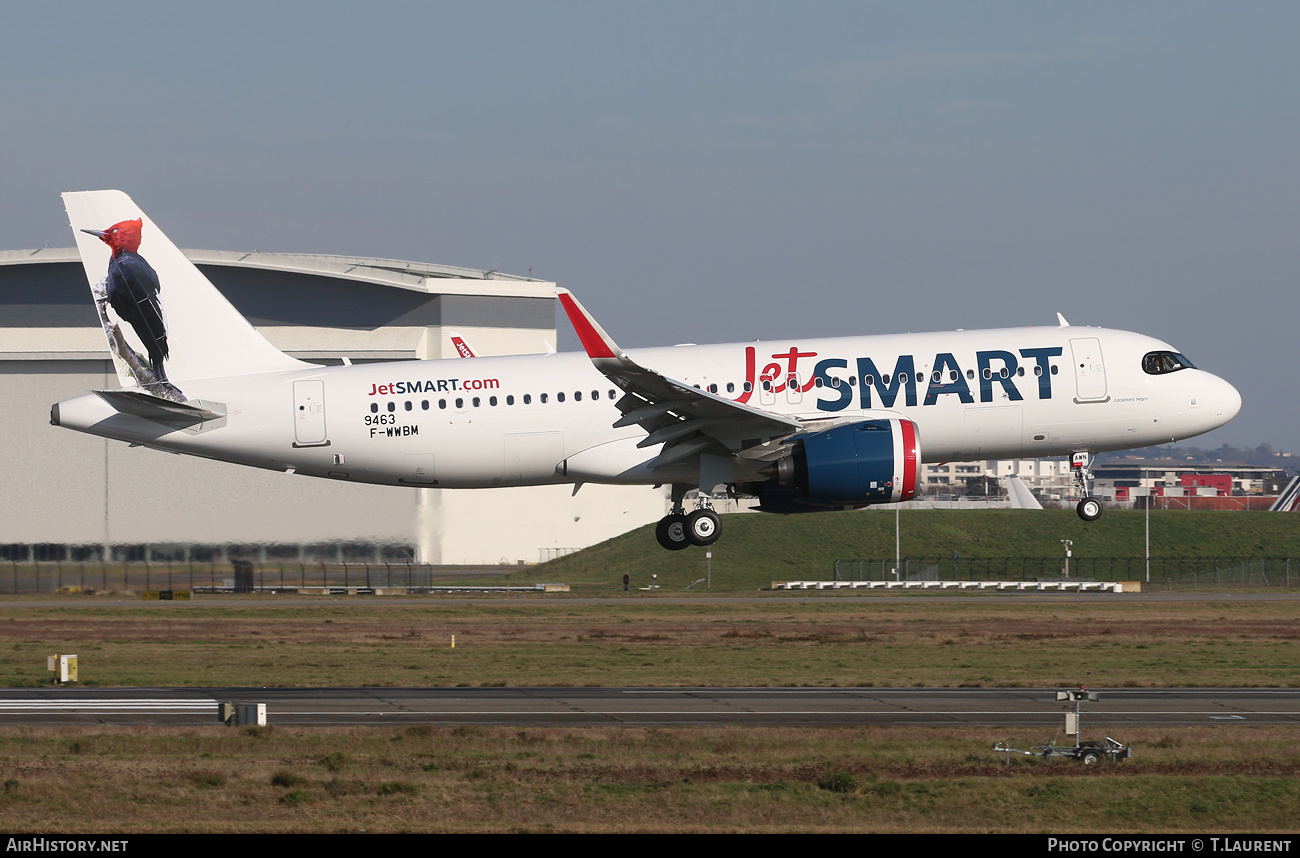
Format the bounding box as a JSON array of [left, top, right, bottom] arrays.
[[831, 556, 1298, 588], [0, 561, 507, 594]]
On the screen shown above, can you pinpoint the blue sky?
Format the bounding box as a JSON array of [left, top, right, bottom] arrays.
[[3, 2, 1296, 451]]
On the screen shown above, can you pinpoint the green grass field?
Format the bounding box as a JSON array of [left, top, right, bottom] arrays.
[[2, 599, 1298, 688], [1, 724, 1296, 833]]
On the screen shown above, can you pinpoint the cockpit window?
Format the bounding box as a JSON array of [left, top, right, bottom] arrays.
[[1142, 351, 1196, 375]]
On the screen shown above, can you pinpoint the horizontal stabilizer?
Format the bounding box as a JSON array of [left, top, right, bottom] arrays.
[[94, 389, 226, 426]]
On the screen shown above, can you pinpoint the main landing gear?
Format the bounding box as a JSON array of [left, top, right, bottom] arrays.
[[656, 484, 722, 551], [1072, 451, 1103, 522]]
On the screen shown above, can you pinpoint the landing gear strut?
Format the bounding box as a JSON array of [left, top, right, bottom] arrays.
[[655, 484, 722, 550], [1072, 451, 1103, 521]]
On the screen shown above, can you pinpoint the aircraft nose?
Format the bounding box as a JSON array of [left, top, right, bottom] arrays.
[[1208, 373, 1241, 426]]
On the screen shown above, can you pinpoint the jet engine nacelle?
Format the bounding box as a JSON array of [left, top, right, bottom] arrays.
[[755, 418, 920, 512]]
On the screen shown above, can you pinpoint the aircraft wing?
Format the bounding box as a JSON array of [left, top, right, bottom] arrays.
[[558, 289, 801, 469]]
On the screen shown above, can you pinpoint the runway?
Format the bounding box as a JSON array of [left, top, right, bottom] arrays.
[[1, 686, 1297, 727]]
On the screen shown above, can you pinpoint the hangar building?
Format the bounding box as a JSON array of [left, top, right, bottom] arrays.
[[0, 247, 665, 564]]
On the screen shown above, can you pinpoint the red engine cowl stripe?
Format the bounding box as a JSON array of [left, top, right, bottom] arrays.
[[900, 419, 918, 501]]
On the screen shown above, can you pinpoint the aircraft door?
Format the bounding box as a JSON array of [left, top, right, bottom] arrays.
[[785, 374, 803, 405], [1069, 338, 1109, 402], [759, 377, 776, 407], [504, 430, 565, 483], [293, 379, 329, 446]]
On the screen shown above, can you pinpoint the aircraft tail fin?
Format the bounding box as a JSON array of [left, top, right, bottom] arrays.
[[447, 331, 477, 358], [1006, 474, 1044, 510], [63, 190, 307, 401]]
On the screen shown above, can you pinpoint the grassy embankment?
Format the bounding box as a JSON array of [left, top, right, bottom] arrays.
[[499, 509, 1300, 593]]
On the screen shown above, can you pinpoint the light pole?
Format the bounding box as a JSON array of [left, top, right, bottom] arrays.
[[895, 505, 901, 578], [1060, 539, 1073, 578]]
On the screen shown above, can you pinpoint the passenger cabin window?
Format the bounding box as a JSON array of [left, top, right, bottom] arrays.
[[1142, 351, 1195, 375], [370, 403, 378, 413], [524, 394, 532, 404]]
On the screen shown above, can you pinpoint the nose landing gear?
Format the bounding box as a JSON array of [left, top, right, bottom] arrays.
[[1072, 451, 1103, 521]]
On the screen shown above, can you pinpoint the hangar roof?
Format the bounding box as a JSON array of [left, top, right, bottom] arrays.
[[0, 247, 554, 299], [0, 247, 557, 360]]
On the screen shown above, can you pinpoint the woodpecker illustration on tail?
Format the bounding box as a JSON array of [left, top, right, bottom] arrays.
[[63, 190, 308, 412], [81, 217, 180, 400]]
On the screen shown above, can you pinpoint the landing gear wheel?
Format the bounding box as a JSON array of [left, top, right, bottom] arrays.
[[1077, 496, 1103, 522], [656, 514, 690, 551], [685, 509, 721, 546]]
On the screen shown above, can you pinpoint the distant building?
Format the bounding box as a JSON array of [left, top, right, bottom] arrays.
[[917, 457, 1288, 507], [920, 459, 1075, 499], [1092, 461, 1286, 501]]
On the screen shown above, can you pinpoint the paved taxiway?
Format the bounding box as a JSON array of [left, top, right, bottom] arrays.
[[1, 687, 1297, 727]]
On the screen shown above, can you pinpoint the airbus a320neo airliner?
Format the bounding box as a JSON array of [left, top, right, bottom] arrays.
[[51, 191, 1241, 550]]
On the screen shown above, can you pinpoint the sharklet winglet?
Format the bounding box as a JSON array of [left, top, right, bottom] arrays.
[[557, 288, 619, 360]]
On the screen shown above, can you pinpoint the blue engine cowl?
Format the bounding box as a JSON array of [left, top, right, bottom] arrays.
[[750, 418, 920, 513]]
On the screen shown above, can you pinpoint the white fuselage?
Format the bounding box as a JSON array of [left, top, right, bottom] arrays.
[[53, 325, 1241, 490]]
